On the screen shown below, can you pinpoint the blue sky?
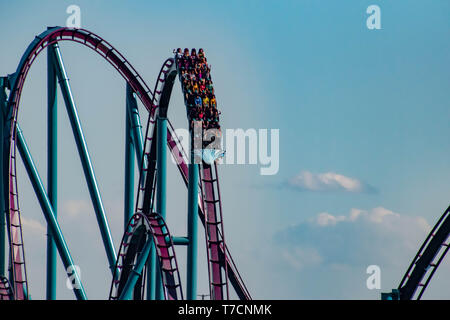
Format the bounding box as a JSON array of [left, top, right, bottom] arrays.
[[0, 0, 449, 299]]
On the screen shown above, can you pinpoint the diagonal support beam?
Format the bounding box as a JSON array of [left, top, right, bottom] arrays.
[[50, 43, 117, 273], [16, 124, 86, 300]]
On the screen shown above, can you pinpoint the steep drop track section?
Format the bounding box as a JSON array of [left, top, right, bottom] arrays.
[[398, 205, 450, 299], [132, 54, 250, 299], [175, 51, 229, 300]]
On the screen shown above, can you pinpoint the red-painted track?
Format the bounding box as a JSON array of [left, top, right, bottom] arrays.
[[174, 53, 229, 299], [109, 213, 183, 300], [398, 205, 450, 299], [0, 276, 14, 300]]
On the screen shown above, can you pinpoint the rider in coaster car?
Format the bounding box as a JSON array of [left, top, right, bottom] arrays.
[[199, 80, 206, 93], [183, 81, 193, 95], [205, 106, 213, 121], [198, 48, 205, 59], [181, 69, 189, 82], [193, 65, 201, 81], [194, 95, 202, 107], [198, 106, 204, 120], [174, 48, 183, 59], [206, 80, 213, 93], [190, 48, 197, 65], [192, 82, 199, 94], [204, 69, 211, 81], [202, 94, 209, 108], [213, 109, 220, 122], [190, 69, 196, 82], [188, 106, 197, 120], [210, 95, 216, 109], [186, 93, 195, 106], [182, 77, 188, 89]]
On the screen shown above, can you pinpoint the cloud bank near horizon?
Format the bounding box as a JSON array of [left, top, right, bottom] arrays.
[[287, 171, 377, 193]]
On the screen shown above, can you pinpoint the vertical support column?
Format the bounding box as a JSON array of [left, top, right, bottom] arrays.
[[126, 84, 145, 170], [187, 132, 199, 300], [46, 45, 57, 300], [125, 84, 155, 299], [50, 43, 117, 272], [0, 77, 7, 277], [155, 115, 167, 300], [146, 242, 156, 300], [124, 95, 134, 230]]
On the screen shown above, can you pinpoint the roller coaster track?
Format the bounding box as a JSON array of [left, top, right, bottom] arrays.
[[2, 26, 250, 300], [398, 205, 450, 300], [117, 55, 250, 300], [166, 122, 251, 300], [109, 213, 183, 300], [0, 276, 14, 300], [5, 26, 447, 302]]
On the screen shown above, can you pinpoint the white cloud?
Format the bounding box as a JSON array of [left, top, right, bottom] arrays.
[[21, 217, 46, 235], [316, 212, 346, 226], [314, 207, 401, 226], [288, 171, 375, 193], [276, 207, 431, 270], [281, 247, 323, 271], [62, 199, 92, 218]]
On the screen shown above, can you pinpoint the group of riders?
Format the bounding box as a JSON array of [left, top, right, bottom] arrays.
[[175, 48, 221, 132]]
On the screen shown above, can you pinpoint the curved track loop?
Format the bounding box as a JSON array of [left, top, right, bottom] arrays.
[[398, 205, 450, 300], [4, 26, 158, 299], [3, 27, 156, 299], [6, 26, 250, 300], [0, 276, 14, 300], [135, 58, 175, 216], [109, 213, 183, 300]]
